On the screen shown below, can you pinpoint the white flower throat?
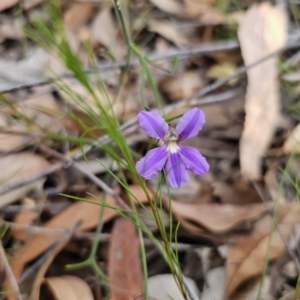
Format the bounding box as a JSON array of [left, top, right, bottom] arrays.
[[164, 128, 180, 154]]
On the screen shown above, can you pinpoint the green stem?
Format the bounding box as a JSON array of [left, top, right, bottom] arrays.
[[66, 194, 108, 281], [113, 0, 132, 67], [147, 194, 188, 300]]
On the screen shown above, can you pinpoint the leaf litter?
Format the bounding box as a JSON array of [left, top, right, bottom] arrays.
[[0, 0, 300, 300]]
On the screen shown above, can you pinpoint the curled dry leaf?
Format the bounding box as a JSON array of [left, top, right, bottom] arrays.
[[183, 0, 225, 25], [171, 201, 266, 234], [148, 19, 191, 48], [44, 276, 94, 300], [0, 152, 50, 208], [64, 3, 95, 32], [149, 0, 186, 16], [0, 18, 24, 41], [0, 127, 35, 153], [0, 48, 49, 89], [12, 208, 39, 240], [225, 203, 300, 299], [16, 93, 64, 129], [60, 80, 132, 121], [0, 94, 65, 153], [283, 123, 300, 154], [148, 274, 199, 300], [0, 0, 18, 12], [206, 62, 238, 85], [90, 7, 126, 60], [108, 218, 144, 300], [202, 267, 225, 300], [212, 180, 262, 205], [159, 71, 206, 102], [30, 228, 79, 300], [239, 3, 287, 180]]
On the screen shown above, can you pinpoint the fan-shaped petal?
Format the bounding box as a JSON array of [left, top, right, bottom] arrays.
[[138, 111, 169, 140], [176, 108, 205, 140], [136, 146, 168, 179], [165, 152, 189, 188], [179, 146, 209, 176]]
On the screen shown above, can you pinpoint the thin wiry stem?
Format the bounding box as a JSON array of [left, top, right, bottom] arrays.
[[113, 0, 132, 68], [147, 198, 189, 299]]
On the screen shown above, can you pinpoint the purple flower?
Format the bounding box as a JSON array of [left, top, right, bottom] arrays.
[[136, 108, 209, 188]]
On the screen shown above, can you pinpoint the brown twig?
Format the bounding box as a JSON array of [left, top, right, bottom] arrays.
[[1, 38, 300, 95], [39, 144, 131, 210], [0, 202, 68, 214], [0, 240, 23, 300], [0, 162, 64, 196], [0, 40, 239, 94], [5, 221, 193, 250]]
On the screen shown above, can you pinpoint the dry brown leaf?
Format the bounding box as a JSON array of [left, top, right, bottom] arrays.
[[206, 62, 238, 85], [202, 267, 225, 300], [108, 218, 144, 300], [172, 201, 266, 234], [0, 48, 49, 90], [239, 3, 287, 180], [0, 94, 64, 153], [148, 274, 199, 299], [29, 228, 79, 300], [0, 0, 18, 11], [264, 166, 283, 203], [64, 3, 95, 32], [61, 80, 136, 121], [10, 186, 148, 278], [149, 0, 185, 16], [0, 127, 34, 153], [90, 7, 126, 60], [129, 184, 151, 202], [0, 152, 50, 208], [44, 276, 94, 300], [12, 209, 39, 240], [212, 181, 262, 205], [0, 18, 24, 41], [16, 93, 64, 129], [23, 0, 45, 10], [159, 71, 206, 102], [148, 19, 191, 48], [184, 0, 225, 25], [63, 108, 103, 138], [225, 203, 300, 298], [283, 123, 300, 153]]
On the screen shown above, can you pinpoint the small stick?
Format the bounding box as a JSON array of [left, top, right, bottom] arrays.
[[5, 221, 194, 251], [0, 40, 239, 94], [0, 240, 23, 300], [39, 144, 131, 210], [0, 162, 64, 196]]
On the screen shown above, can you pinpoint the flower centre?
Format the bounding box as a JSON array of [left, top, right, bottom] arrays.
[[164, 128, 179, 153]]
